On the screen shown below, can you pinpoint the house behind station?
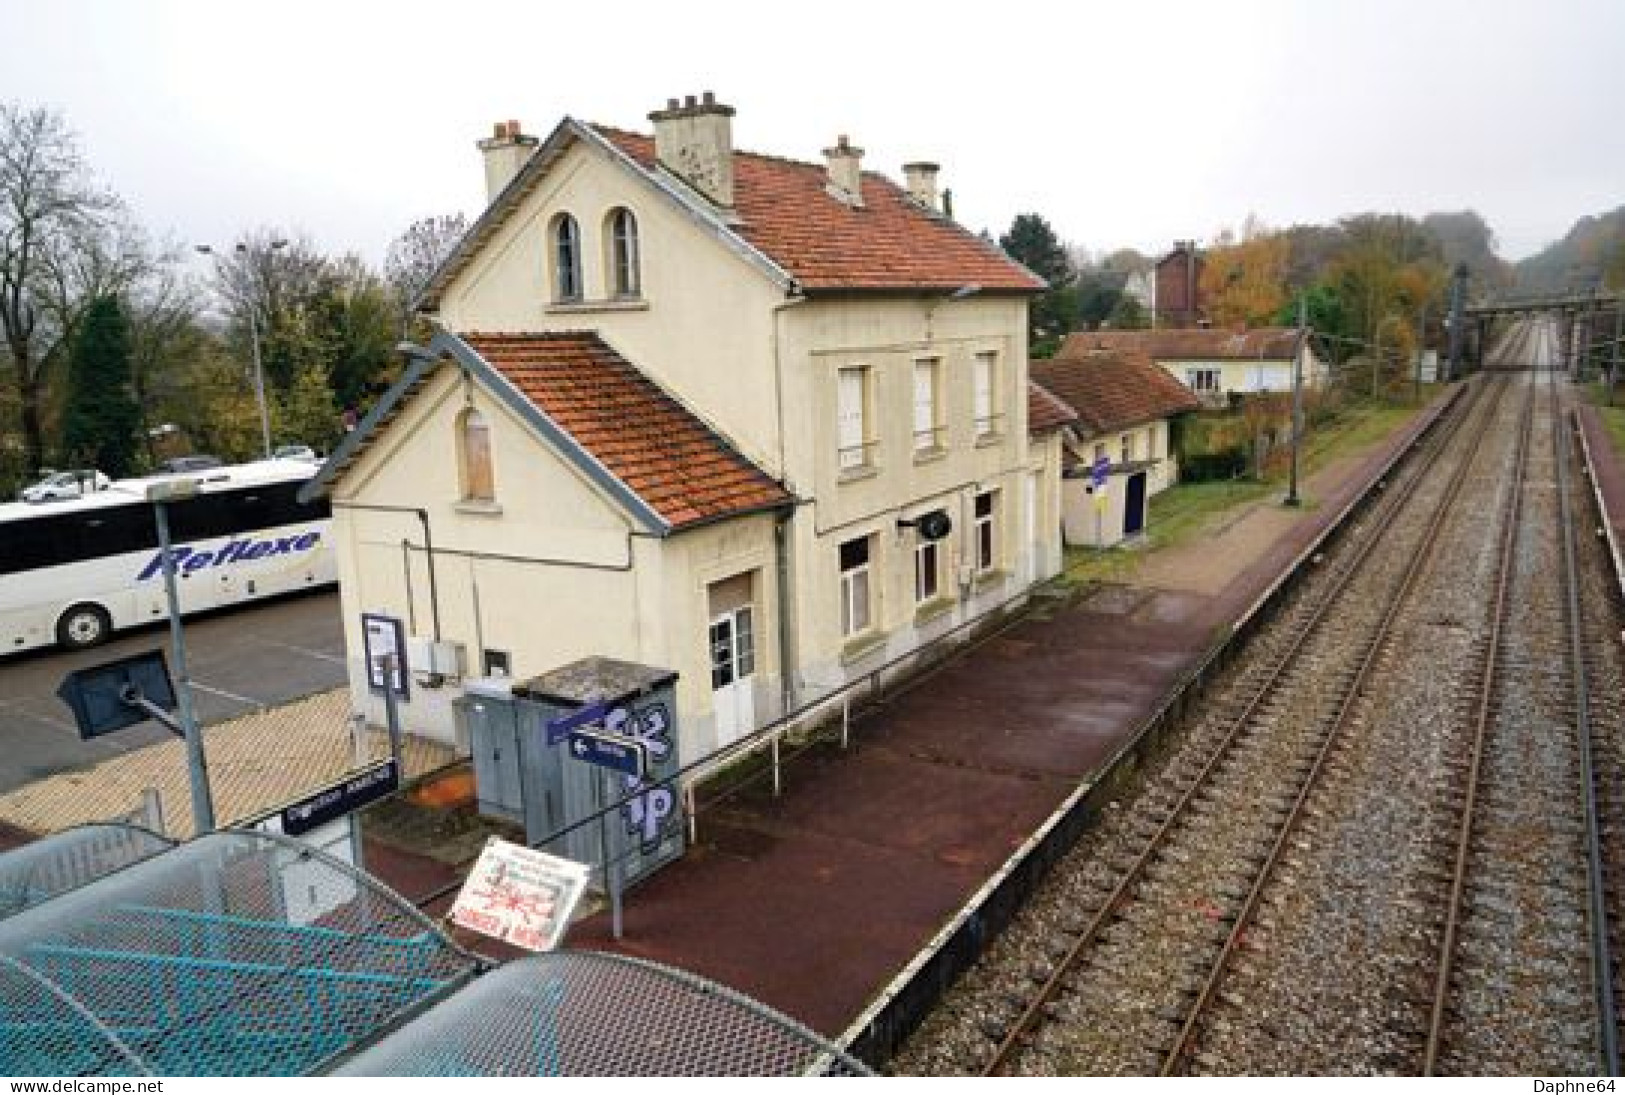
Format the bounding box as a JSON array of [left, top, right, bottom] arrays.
[[1060, 326, 1324, 406], [1031, 349, 1199, 547]]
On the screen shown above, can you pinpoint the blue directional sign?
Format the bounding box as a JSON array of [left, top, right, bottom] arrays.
[[567, 729, 648, 778], [1091, 454, 1110, 489], [546, 700, 611, 745]]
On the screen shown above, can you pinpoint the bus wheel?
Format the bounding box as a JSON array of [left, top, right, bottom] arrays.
[[57, 604, 112, 650]]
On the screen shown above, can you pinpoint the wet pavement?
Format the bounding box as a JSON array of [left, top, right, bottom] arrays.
[[357, 389, 1465, 1043]]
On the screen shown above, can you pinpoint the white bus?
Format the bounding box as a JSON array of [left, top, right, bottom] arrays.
[[0, 459, 335, 654]]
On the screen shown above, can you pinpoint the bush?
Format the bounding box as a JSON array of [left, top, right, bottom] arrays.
[[1182, 449, 1250, 482]]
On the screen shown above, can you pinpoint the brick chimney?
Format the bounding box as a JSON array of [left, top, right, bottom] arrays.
[[649, 92, 736, 209], [476, 120, 538, 204], [902, 162, 940, 213], [824, 135, 864, 207]]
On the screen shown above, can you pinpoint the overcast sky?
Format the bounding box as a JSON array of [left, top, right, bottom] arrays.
[[5, 0, 1621, 271]]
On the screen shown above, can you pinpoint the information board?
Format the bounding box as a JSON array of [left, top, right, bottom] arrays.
[[449, 837, 590, 952]]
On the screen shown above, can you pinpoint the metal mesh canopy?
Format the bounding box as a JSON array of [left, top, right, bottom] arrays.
[[0, 830, 478, 1077], [331, 950, 872, 1076], [0, 824, 173, 920]]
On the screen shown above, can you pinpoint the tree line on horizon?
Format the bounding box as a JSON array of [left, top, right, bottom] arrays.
[[0, 102, 466, 494], [1000, 204, 1625, 373]]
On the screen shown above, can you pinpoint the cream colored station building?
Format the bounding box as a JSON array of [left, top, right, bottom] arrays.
[[305, 94, 1062, 769]]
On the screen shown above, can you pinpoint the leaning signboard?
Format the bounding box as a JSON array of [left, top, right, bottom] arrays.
[[449, 837, 590, 952]]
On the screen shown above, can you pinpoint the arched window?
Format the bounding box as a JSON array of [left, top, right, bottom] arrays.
[[459, 407, 494, 501], [606, 207, 641, 298], [551, 213, 582, 302]]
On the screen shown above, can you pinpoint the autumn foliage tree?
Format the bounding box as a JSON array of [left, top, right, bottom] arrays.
[[1200, 219, 1291, 327]]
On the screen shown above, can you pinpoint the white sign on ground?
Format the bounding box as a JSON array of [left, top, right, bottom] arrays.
[[449, 837, 590, 952]]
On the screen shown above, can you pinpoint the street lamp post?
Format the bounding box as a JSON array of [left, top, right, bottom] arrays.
[[196, 239, 287, 460], [147, 478, 215, 834]]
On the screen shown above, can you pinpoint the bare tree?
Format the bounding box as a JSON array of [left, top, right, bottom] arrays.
[[0, 104, 119, 472], [384, 213, 468, 323]]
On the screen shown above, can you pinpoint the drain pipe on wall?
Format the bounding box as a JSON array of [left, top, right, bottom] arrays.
[[333, 501, 442, 641]]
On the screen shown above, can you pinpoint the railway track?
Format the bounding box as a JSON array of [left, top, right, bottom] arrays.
[[893, 317, 1625, 1076]]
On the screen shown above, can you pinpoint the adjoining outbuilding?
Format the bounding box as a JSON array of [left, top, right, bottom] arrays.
[[1031, 349, 1200, 547]]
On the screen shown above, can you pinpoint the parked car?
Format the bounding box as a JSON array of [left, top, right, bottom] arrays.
[[272, 444, 319, 463], [19, 469, 110, 503], [155, 454, 224, 474]]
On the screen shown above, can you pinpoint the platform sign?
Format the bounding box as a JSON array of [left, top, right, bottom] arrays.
[[1091, 453, 1111, 489], [567, 728, 647, 779], [279, 759, 399, 836], [545, 699, 611, 745], [450, 837, 590, 952]]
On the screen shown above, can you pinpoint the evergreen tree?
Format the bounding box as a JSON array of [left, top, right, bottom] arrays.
[[60, 295, 140, 476], [1000, 214, 1078, 356]]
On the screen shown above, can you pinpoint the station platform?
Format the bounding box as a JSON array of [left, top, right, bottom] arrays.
[[358, 388, 1469, 1053]]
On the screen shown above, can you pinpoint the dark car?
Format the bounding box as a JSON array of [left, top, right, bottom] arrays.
[[155, 454, 224, 474]]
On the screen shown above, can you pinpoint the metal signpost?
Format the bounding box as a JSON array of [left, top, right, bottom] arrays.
[[1091, 453, 1110, 546], [566, 726, 648, 939]]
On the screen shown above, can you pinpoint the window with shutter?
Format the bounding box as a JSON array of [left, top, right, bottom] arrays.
[[837, 366, 870, 470], [973, 352, 998, 437], [913, 359, 941, 453]]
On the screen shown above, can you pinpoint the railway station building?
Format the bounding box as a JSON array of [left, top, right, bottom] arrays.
[[306, 94, 1059, 771]]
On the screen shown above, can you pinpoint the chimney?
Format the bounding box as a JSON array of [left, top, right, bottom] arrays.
[[649, 91, 736, 209], [823, 135, 864, 207], [903, 161, 940, 213], [476, 120, 538, 204]]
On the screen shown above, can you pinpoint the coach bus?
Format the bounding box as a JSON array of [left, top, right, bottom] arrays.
[[0, 459, 334, 654]]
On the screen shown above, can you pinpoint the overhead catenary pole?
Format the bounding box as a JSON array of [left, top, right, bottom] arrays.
[[1610, 304, 1622, 406], [1286, 293, 1306, 507], [1446, 262, 1467, 381]]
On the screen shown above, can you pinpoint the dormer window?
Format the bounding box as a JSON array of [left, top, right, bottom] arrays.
[[459, 407, 494, 502], [607, 207, 641, 299], [551, 213, 582, 302]]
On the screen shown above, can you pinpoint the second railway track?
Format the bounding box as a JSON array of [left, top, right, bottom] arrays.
[[893, 317, 1625, 1076]]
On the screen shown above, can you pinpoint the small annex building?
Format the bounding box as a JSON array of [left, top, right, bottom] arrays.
[[1062, 326, 1323, 405], [303, 93, 1056, 791], [1031, 349, 1200, 547]]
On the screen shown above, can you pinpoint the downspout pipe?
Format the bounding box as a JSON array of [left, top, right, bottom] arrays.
[[332, 500, 442, 641]]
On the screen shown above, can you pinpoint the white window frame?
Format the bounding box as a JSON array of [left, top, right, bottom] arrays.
[[839, 535, 874, 637], [607, 207, 641, 299], [1186, 366, 1220, 394], [973, 351, 1000, 438], [914, 539, 940, 604], [552, 213, 582, 302], [913, 358, 943, 454], [837, 366, 873, 472], [1120, 433, 1133, 465], [973, 491, 997, 573]]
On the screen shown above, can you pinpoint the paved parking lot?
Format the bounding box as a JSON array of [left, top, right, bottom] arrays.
[[0, 591, 346, 793]]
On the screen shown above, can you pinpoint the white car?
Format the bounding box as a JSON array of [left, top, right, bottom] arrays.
[[272, 444, 320, 463], [20, 469, 110, 502]]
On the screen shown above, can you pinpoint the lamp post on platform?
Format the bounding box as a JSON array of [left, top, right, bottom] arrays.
[[146, 477, 215, 834], [196, 239, 288, 460]]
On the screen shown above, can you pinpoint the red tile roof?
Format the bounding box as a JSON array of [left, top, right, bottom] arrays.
[[1031, 349, 1200, 436], [1028, 381, 1079, 434], [1060, 327, 1303, 362], [465, 332, 791, 530], [594, 126, 1045, 294]]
